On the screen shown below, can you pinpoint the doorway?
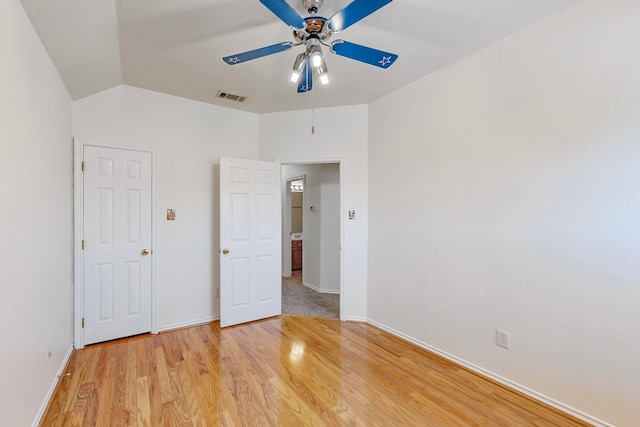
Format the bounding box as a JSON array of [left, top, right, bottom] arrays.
[[281, 163, 341, 319]]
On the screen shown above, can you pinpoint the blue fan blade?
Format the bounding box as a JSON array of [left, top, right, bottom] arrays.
[[223, 42, 293, 65], [331, 40, 398, 68], [328, 0, 392, 32], [297, 56, 313, 93], [260, 0, 305, 29]]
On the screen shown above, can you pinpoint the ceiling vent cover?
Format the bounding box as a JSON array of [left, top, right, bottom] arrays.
[[216, 91, 247, 103]]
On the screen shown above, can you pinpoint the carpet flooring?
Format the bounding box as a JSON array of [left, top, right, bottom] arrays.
[[282, 276, 340, 318]]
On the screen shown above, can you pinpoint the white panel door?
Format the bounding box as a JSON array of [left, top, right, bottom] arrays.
[[83, 146, 152, 345], [220, 157, 281, 327]]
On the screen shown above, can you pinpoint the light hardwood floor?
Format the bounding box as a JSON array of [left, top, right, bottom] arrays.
[[41, 315, 590, 426]]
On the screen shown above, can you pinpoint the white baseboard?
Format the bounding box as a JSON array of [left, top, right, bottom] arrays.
[[32, 344, 75, 427], [344, 316, 368, 323], [302, 281, 340, 295], [366, 319, 613, 427], [157, 316, 219, 333]]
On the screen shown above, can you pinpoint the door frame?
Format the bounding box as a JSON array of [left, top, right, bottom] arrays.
[[73, 139, 157, 349], [280, 158, 345, 321]]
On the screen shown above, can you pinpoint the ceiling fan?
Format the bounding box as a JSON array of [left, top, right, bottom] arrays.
[[223, 0, 398, 93]]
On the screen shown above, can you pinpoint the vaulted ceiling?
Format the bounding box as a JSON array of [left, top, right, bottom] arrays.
[[20, 0, 580, 114]]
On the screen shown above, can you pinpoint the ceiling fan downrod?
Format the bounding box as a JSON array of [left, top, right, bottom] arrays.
[[304, 0, 323, 15]]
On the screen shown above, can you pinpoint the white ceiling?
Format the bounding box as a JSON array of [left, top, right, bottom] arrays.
[[20, 0, 580, 114]]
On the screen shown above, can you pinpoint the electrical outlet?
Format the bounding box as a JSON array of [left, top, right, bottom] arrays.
[[216, 288, 220, 298], [496, 329, 510, 349]]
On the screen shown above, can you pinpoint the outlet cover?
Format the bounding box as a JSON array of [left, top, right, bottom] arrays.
[[496, 329, 510, 349]]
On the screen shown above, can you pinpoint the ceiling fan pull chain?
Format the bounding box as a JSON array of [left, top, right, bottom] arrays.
[[311, 86, 316, 135]]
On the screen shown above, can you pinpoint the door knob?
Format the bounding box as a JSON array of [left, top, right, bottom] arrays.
[[222, 248, 230, 254], [141, 249, 150, 256]]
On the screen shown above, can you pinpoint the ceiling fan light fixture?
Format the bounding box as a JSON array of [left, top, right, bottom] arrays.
[[309, 45, 323, 68], [290, 53, 307, 83], [312, 53, 322, 68], [315, 59, 329, 85]]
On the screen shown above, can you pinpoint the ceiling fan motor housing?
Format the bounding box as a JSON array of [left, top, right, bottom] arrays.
[[293, 17, 331, 43]]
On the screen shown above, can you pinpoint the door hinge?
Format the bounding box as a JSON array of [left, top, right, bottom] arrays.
[[81, 240, 85, 250], [81, 161, 84, 172], [81, 318, 85, 328]]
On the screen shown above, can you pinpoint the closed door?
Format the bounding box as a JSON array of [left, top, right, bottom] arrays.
[[83, 146, 152, 345], [219, 157, 281, 327]]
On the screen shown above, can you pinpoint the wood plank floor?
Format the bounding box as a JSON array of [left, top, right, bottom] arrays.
[[41, 315, 591, 426]]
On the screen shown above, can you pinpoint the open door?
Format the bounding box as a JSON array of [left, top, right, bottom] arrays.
[[219, 157, 281, 327]]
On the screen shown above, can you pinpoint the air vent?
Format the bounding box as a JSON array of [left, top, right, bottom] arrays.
[[216, 91, 247, 103]]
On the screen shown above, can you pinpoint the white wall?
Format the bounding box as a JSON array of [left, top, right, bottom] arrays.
[[0, 0, 73, 425], [73, 85, 259, 329], [320, 164, 340, 293], [260, 105, 368, 319], [368, 1, 640, 425]]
